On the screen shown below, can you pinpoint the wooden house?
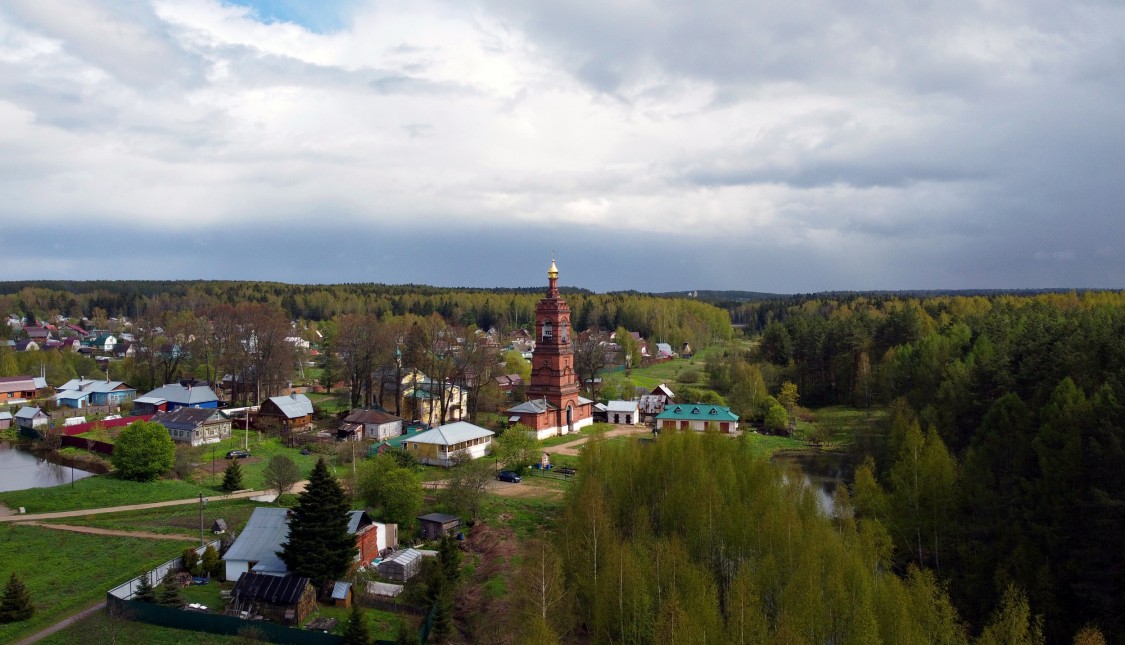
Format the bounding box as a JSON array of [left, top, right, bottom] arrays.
[[417, 512, 461, 540], [402, 422, 493, 467], [154, 407, 232, 446], [340, 408, 403, 442], [230, 572, 317, 626], [0, 376, 37, 404], [257, 393, 314, 432]]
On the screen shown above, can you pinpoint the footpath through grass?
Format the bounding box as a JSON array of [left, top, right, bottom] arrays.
[[0, 523, 194, 644]]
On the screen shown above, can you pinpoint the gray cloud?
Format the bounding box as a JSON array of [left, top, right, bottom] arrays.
[[0, 0, 1121, 292]]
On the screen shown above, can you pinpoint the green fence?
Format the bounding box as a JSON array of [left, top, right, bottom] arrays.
[[107, 597, 345, 645]]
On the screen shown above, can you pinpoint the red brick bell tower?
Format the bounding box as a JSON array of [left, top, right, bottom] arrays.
[[508, 260, 592, 438]]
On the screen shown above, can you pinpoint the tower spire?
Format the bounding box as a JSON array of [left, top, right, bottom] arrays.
[[547, 257, 559, 297]]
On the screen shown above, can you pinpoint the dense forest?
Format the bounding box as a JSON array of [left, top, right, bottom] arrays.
[[696, 291, 1124, 643], [524, 430, 1051, 644]]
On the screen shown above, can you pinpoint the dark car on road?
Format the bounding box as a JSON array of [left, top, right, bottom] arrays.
[[496, 470, 522, 483], [226, 449, 250, 459]]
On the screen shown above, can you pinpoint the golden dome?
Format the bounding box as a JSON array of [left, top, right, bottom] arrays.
[[548, 259, 558, 279]]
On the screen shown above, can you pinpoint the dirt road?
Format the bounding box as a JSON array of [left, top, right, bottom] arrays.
[[0, 481, 306, 523], [12, 600, 105, 645], [12, 521, 198, 541], [545, 425, 652, 456]]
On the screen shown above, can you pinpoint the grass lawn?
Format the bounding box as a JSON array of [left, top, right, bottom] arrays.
[[0, 523, 195, 644], [479, 495, 564, 539], [742, 431, 805, 458], [40, 498, 263, 536], [192, 435, 322, 490], [302, 602, 406, 640], [0, 476, 210, 514]]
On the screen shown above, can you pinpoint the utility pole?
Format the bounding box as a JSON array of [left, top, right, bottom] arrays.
[[198, 493, 207, 547]]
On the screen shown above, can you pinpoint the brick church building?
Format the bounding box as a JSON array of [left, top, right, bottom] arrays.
[[506, 260, 594, 440]]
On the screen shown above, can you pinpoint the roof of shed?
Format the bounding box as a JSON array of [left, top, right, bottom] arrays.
[[232, 572, 311, 605]]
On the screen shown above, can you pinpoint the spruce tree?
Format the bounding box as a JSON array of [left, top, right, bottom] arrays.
[[134, 573, 157, 603], [395, 620, 420, 645], [278, 458, 357, 595], [0, 573, 34, 623], [222, 459, 244, 492], [342, 602, 371, 645], [158, 573, 183, 607]]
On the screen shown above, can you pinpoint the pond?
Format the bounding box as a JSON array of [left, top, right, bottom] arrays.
[[0, 441, 97, 493], [771, 449, 858, 517]]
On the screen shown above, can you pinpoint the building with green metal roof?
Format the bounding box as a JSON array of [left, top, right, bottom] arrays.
[[654, 403, 740, 434]]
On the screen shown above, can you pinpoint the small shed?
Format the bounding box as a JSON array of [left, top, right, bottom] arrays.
[[377, 548, 423, 582], [212, 518, 228, 534], [417, 512, 460, 541], [230, 573, 316, 626], [0, 412, 12, 430], [331, 581, 353, 608]]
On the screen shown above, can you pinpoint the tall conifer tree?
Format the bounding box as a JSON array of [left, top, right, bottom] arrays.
[[279, 458, 356, 595]]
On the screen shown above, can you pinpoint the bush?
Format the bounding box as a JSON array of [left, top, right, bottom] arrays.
[[677, 369, 702, 384], [110, 420, 176, 482]]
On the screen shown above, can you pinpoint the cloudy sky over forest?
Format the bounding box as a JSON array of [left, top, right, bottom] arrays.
[[1, 0, 1123, 293]]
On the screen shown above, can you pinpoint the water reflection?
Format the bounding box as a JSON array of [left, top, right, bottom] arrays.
[[0, 441, 96, 492], [772, 450, 856, 517]]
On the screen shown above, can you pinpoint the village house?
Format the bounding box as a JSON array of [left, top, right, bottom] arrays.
[[55, 378, 137, 408], [256, 393, 315, 432], [133, 383, 220, 414], [0, 376, 38, 404], [153, 407, 232, 446], [339, 408, 404, 442], [606, 400, 641, 425], [399, 371, 467, 426], [655, 404, 740, 434], [223, 507, 396, 582], [14, 406, 49, 433], [638, 383, 675, 421], [402, 421, 494, 467]]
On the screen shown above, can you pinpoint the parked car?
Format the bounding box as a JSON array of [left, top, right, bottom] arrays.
[[226, 449, 250, 459], [496, 470, 522, 483], [555, 466, 577, 476]]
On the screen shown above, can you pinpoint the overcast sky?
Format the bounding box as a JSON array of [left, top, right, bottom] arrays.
[[1, 0, 1123, 293]]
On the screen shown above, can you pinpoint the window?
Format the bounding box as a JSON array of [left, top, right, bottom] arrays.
[[542, 321, 553, 340]]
